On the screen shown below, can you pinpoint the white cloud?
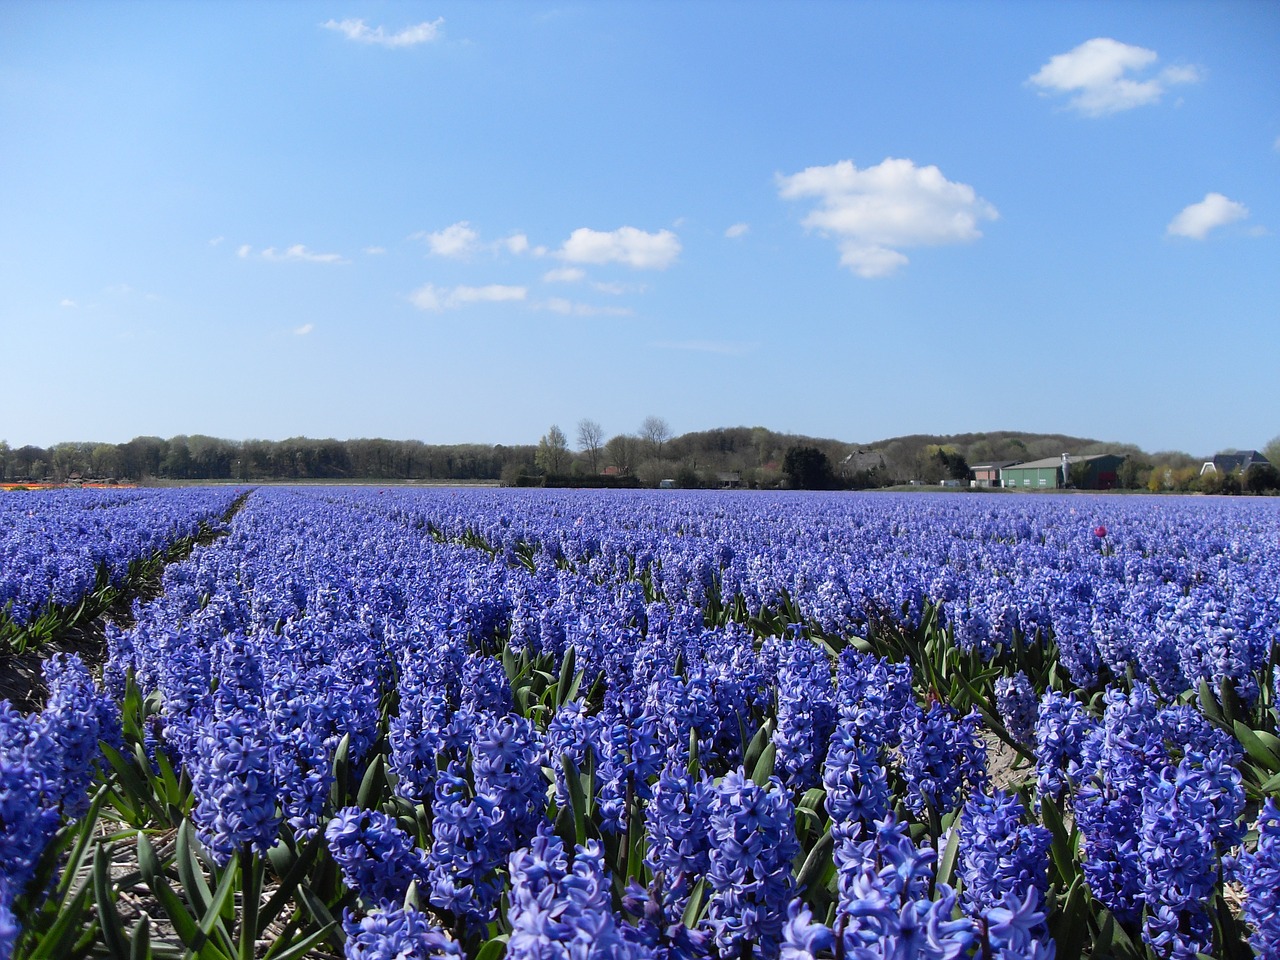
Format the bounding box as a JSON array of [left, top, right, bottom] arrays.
[[410, 283, 528, 311], [451, 284, 527, 305], [261, 244, 347, 264], [777, 157, 997, 277], [420, 222, 480, 258], [237, 244, 252, 258], [544, 267, 586, 283], [364, 246, 387, 255], [59, 298, 76, 308], [1029, 38, 1202, 116], [724, 223, 750, 239], [106, 283, 133, 295], [1273, 135, 1280, 153], [542, 298, 633, 317], [592, 280, 644, 296], [502, 234, 530, 255], [293, 323, 315, 336], [410, 285, 443, 311], [322, 18, 444, 48], [209, 236, 224, 246], [558, 226, 681, 269], [1166, 192, 1249, 239], [651, 339, 756, 356]]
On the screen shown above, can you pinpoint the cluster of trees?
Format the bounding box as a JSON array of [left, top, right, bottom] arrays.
[[4, 428, 1276, 494], [0, 436, 537, 483], [522, 418, 853, 489]]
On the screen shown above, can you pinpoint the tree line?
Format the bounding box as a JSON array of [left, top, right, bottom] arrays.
[[3, 426, 1276, 492]]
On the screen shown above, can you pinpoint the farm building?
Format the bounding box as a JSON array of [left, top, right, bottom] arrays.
[[1000, 453, 1125, 490], [970, 460, 1022, 487], [1199, 450, 1272, 476]]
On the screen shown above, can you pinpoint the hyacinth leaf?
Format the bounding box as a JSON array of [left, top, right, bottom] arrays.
[[751, 742, 777, 787], [1234, 721, 1280, 774], [239, 849, 263, 960], [100, 742, 169, 824], [176, 820, 217, 920], [1211, 892, 1253, 960], [260, 832, 324, 935], [795, 825, 834, 895], [356, 753, 387, 808], [1095, 904, 1139, 959], [1199, 680, 1227, 729], [561, 754, 589, 846], [1220, 677, 1246, 729], [23, 879, 94, 960], [94, 845, 131, 960], [474, 933, 509, 960], [555, 645, 577, 707], [194, 852, 241, 959], [130, 915, 152, 960], [136, 833, 216, 958], [934, 826, 960, 891], [1038, 793, 1080, 887], [687, 726, 700, 776], [1256, 728, 1280, 757], [330, 733, 352, 809], [1049, 877, 1087, 960], [255, 922, 338, 960], [154, 742, 188, 815], [682, 877, 708, 928], [295, 882, 343, 951], [743, 719, 774, 772]]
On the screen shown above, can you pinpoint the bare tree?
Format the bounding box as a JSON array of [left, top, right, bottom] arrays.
[[577, 419, 605, 475], [605, 434, 638, 475], [639, 415, 672, 458]]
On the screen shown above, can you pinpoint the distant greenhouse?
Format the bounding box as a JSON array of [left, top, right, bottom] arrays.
[[1000, 453, 1125, 490]]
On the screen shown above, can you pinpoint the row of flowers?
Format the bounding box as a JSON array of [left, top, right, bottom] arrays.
[[2, 486, 1279, 960], [0, 487, 242, 630]]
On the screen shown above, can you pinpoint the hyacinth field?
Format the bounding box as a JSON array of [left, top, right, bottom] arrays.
[[4, 487, 1280, 960]]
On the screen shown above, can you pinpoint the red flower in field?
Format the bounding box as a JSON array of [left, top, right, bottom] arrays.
[[1093, 525, 1107, 538]]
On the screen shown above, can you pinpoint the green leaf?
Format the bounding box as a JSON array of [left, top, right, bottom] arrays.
[[1221, 677, 1244, 728], [94, 845, 131, 960], [795, 826, 834, 895], [196, 847, 241, 957], [743, 720, 774, 774], [177, 820, 215, 919], [682, 877, 708, 928], [357, 753, 387, 809], [1236, 720, 1280, 773], [1038, 794, 1079, 886], [330, 733, 352, 808], [935, 828, 960, 890], [1199, 680, 1225, 726], [259, 832, 324, 935], [295, 883, 342, 949], [474, 935, 509, 960], [136, 833, 210, 956], [257, 922, 338, 960], [556, 647, 577, 708], [24, 882, 93, 960], [561, 754, 588, 847], [130, 914, 153, 960], [750, 742, 776, 787], [1049, 878, 1087, 960], [101, 742, 168, 823], [154, 742, 185, 812]]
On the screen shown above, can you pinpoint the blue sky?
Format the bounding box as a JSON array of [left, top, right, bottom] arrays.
[[2, 1, 1276, 455]]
